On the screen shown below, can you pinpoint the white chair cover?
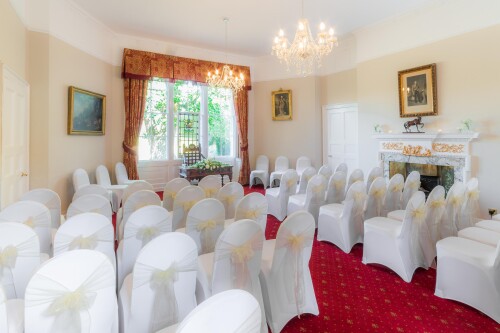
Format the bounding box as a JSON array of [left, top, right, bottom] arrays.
[[295, 156, 311, 179], [25, 250, 117, 333], [347, 169, 364, 192], [66, 194, 112, 223], [96, 165, 127, 213], [72, 184, 109, 202], [121, 180, 154, 206], [217, 182, 244, 219], [435, 237, 500, 323], [317, 181, 367, 253], [20, 189, 62, 229], [232, 158, 242, 185], [117, 206, 172, 290], [366, 166, 383, 193], [172, 186, 205, 231], [116, 162, 140, 186], [265, 170, 298, 221], [229, 193, 268, 232], [383, 173, 404, 216], [363, 191, 429, 282], [157, 290, 261, 333], [325, 171, 346, 204], [185, 199, 225, 255], [0, 201, 52, 255], [317, 165, 333, 184], [0, 223, 41, 299], [364, 177, 386, 220], [424, 186, 446, 246], [119, 233, 198, 332], [0, 284, 24, 333], [402, 171, 420, 209], [198, 175, 222, 199], [296, 166, 316, 195], [459, 177, 480, 231], [335, 162, 348, 174], [259, 211, 318, 333], [119, 190, 161, 240], [269, 156, 289, 188], [458, 227, 500, 247], [53, 213, 115, 271], [72, 168, 90, 192], [439, 182, 466, 239], [476, 219, 500, 233], [163, 178, 190, 212], [287, 174, 326, 224], [197, 220, 266, 332], [249, 155, 269, 188]]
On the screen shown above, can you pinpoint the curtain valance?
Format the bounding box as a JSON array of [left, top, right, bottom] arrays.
[[122, 48, 252, 90]]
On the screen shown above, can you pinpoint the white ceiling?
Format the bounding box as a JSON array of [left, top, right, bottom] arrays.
[[72, 0, 437, 57]]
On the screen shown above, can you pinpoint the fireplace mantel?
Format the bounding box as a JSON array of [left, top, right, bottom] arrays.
[[373, 132, 479, 183]]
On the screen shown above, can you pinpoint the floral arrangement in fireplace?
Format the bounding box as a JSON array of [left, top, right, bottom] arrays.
[[190, 158, 229, 171]]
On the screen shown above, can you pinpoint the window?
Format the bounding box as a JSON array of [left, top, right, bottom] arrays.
[[139, 79, 236, 161]]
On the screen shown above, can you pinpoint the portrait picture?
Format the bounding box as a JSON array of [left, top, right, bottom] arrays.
[[272, 89, 292, 121], [68, 86, 106, 135], [398, 64, 437, 118]]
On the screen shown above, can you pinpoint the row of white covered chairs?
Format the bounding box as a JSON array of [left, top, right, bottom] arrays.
[[250, 155, 313, 189], [0, 208, 317, 332]]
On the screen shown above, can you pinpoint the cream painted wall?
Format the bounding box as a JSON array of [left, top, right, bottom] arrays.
[[28, 32, 50, 189], [0, 0, 27, 78], [356, 24, 500, 218], [26, 32, 118, 210], [320, 69, 357, 106], [47, 36, 115, 210], [253, 77, 323, 173]]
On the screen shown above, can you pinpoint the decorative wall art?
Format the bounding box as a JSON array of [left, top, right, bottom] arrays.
[[398, 64, 437, 118], [68, 86, 106, 135], [272, 89, 292, 121]]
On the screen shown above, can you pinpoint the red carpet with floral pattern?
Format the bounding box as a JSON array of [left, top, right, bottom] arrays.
[[245, 185, 499, 333]]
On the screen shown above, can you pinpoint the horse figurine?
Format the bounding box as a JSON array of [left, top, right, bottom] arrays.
[[404, 116, 424, 133]]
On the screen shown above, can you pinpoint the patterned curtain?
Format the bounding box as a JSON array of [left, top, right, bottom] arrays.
[[123, 78, 148, 180], [234, 89, 250, 185]]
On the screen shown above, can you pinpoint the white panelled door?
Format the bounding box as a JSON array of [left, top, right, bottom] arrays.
[[1, 65, 30, 208], [322, 104, 358, 173]]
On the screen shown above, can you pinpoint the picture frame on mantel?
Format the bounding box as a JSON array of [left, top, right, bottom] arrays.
[[68, 86, 106, 135], [272, 89, 292, 121], [398, 63, 437, 118]]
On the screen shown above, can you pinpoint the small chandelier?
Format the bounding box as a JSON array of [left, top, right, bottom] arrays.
[[207, 18, 245, 93], [272, 0, 338, 76]]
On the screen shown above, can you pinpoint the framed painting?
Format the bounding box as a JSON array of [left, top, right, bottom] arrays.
[[68, 86, 106, 135], [398, 63, 437, 118], [272, 89, 292, 121]]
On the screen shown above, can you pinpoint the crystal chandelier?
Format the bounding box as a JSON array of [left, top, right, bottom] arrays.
[[207, 18, 245, 93], [272, 1, 338, 76]]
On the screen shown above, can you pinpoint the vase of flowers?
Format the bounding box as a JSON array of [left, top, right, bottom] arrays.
[[191, 159, 229, 171]]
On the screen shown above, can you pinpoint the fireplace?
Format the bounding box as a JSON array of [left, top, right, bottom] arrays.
[[373, 132, 478, 191], [389, 161, 454, 196]]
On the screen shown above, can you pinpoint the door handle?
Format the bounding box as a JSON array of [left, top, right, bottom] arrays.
[[20, 171, 28, 177], [328, 155, 332, 157]]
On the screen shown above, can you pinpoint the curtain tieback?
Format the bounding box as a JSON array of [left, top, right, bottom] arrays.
[[122, 142, 137, 156]]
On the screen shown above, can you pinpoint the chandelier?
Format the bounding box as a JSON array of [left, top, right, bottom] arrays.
[[272, 1, 338, 76], [207, 18, 245, 93]]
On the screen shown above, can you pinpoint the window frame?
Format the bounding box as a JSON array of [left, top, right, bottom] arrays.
[[138, 79, 238, 162]]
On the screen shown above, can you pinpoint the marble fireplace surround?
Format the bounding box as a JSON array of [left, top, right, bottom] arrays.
[[372, 132, 479, 183]]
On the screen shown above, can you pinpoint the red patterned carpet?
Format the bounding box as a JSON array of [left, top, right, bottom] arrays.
[[246, 185, 500, 333]]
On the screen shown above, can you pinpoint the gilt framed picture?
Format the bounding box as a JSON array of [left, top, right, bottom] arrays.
[[398, 63, 437, 118], [68, 86, 106, 135], [272, 90, 292, 121]]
